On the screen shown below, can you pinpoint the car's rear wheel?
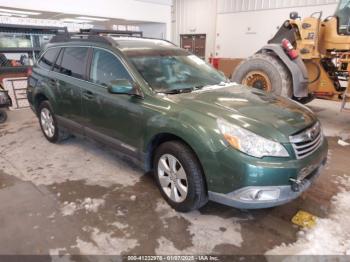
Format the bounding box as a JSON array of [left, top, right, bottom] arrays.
[[154, 141, 208, 212], [38, 101, 70, 143]]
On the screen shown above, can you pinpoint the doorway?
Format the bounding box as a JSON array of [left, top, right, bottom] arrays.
[[180, 34, 206, 60]]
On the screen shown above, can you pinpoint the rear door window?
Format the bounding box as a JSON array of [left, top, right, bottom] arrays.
[[89, 48, 131, 87], [38, 48, 60, 70], [60, 47, 89, 80]]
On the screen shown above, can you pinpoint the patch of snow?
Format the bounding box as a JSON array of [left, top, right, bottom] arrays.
[[0, 113, 141, 187], [130, 195, 136, 201], [111, 221, 129, 230], [61, 198, 105, 216], [74, 227, 138, 255], [155, 200, 242, 254], [338, 139, 350, 147], [266, 177, 350, 255]]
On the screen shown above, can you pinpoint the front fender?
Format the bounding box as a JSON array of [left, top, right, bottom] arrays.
[[143, 109, 228, 191]]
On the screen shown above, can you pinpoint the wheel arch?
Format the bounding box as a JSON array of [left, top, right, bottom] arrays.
[[144, 132, 209, 191], [258, 44, 309, 98], [33, 93, 49, 115]]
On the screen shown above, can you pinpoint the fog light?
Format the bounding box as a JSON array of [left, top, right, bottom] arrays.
[[255, 189, 280, 201], [238, 188, 280, 201]]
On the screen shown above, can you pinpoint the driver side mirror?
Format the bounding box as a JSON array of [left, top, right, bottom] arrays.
[[107, 79, 140, 96]]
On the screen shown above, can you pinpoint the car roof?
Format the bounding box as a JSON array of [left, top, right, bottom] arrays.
[[47, 34, 187, 57], [111, 37, 187, 57]]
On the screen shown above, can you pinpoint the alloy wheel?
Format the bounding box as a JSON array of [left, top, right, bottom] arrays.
[[157, 154, 188, 203], [40, 108, 55, 138]]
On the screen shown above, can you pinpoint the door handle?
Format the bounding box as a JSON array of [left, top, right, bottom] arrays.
[[83, 90, 95, 100]]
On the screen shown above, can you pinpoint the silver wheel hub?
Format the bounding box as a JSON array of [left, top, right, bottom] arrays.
[[40, 108, 55, 138], [157, 154, 188, 203]]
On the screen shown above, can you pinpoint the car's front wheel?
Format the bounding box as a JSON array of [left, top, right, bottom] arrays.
[[154, 141, 208, 212], [38, 101, 69, 143]]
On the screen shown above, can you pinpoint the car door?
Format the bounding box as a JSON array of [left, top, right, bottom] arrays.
[[51, 46, 89, 133], [81, 47, 145, 158]]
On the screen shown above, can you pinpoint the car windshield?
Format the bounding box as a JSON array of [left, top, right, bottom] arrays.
[[128, 53, 227, 93]]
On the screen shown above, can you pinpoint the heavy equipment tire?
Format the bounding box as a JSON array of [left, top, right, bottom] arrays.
[[232, 53, 293, 98], [153, 141, 208, 212], [0, 109, 7, 123]]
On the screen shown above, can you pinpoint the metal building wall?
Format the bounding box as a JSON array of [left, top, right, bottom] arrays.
[[217, 0, 338, 13]]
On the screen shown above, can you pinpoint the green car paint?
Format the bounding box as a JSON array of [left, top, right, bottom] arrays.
[[27, 38, 328, 209]]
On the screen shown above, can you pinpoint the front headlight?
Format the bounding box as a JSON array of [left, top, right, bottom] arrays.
[[217, 119, 289, 158]]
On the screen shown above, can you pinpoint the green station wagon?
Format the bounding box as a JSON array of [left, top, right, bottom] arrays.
[[27, 33, 328, 212]]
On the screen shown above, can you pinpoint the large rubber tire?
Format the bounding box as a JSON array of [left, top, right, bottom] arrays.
[[0, 109, 7, 123], [232, 53, 293, 98], [38, 101, 70, 143], [153, 141, 208, 212]]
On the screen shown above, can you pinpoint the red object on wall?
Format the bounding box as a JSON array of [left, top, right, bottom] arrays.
[[210, 57, 220, 69]]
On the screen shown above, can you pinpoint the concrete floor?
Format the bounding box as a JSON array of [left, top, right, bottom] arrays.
[[0, 99, 349, 257]]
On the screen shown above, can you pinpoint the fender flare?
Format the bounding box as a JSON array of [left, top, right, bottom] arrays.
[[258, 44, 309, 98]]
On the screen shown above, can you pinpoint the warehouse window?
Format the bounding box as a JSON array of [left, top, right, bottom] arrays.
[[38, 48, 60, 70], [59, 47, 88, 80]]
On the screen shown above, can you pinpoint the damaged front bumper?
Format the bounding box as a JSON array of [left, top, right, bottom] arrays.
[[208, 157, 327, 209]]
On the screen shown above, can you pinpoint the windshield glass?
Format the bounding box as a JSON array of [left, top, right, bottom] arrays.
[[336, 0, 350, 34], [128, 53, 227, 93]]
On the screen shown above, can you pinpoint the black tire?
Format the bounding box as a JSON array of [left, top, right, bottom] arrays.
[[232, 53, 293, 98], [38, 101, 70, 143], [153, 141, 208, 212], [0, 109, 7, 123]]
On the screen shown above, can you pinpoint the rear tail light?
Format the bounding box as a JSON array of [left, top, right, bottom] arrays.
[[281, 39, 298, 60]]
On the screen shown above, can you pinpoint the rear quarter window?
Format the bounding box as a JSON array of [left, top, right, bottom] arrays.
[[38, 48, 60, 70]]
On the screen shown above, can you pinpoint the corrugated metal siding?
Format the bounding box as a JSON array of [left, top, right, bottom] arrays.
[[217, 0, 339, 13]]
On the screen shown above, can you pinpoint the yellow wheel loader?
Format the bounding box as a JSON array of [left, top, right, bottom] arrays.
[[232, 0, 350, 104]]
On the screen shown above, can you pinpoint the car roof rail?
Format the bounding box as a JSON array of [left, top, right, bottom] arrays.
[[49, 29, 177, 47], [79, 28, 143, 37], [79, 29, 177, 46], [49, 32, 114, 46]]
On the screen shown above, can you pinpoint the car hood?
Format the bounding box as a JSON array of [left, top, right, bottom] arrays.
[[163, 84, 316, 143]]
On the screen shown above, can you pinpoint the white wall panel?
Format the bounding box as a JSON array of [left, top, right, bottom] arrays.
[[215, 3, 338, 58], [217, 0, 338, 13], [172, 0, 218, 60]]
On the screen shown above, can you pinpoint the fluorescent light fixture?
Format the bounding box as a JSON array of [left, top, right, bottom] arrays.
[[0, 8, 41, 15], [76, 16, 109, 21], [0, 12, 28, 17], [60, 18, 92, 23]]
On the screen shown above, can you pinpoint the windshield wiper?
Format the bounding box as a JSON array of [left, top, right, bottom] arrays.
[[193, 82, 229, 91], [157, 88, 194, 94]]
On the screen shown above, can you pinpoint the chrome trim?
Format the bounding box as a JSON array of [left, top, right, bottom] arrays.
[[290, 122, 323, 159]]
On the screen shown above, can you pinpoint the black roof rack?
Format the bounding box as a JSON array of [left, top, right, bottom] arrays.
[[79, 28, 143, 37], [49, 28, 144, 45], [49, 32, 114, 46], [49, 29, 178, 48]]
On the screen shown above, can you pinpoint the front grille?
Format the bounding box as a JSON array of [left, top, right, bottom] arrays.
[[290, 122, 323, 159]]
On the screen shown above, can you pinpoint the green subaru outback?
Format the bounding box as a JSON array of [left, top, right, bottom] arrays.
[[27, 33, 328, 212]]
